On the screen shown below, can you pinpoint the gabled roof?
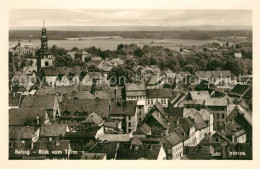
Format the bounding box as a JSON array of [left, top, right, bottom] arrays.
[[163, 130, 183, 146], [89, 142, 118, 160], [146, 75, 162, 85], [116, 143, 162, 160], [82, 113, 103, 125], [189, 91, 211, 100], [234, 129, 246, 137], [125, 82, 146, 91], [188, 112, 207, 131], [212, 132, 230, 142], [20, 95, 56, 109], [40, 124, 68, 137], [178, 117, 195, 135], [178, 100, 205, 107], [139, 123, 152, 135], [9, 108, 47, 126], [174, 126, 189, 141], [226, 121, 241, 131], [37, 85, 79, 95], [205, 98, 228, 106], [9, 126, 35, 140], [61, 98, 110, 118], [146, 88, 173, 98], [110, 100, 137, 116]]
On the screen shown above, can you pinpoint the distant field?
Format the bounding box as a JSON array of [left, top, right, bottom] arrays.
[[9, 37, 223, 51]]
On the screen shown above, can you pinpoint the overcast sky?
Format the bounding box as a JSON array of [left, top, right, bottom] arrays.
[[10, 9, 252, 28]]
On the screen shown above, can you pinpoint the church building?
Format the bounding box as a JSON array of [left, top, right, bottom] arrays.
[[37, 20, 53, 71]]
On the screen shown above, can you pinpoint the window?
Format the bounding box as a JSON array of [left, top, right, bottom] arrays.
[[217, 113, 220, 119], [70, 119, 73, 123], [128, 116, 131, 120], [45, 61, 49, 66], [216, 138, 219, 142], [139, 111, 142, 115], [222, 113, 225, 119], [128, 129, 131, 133], [128, 122, 131, 127], [151, 100, 154, 104], [148, 100, 150, 104], [139, 118, 142, 123]]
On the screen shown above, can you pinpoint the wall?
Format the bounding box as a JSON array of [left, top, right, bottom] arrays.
[[172, 142, 183, 160]]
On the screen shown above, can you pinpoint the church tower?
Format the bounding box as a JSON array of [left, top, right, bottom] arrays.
[[37, 20, 53, 71]]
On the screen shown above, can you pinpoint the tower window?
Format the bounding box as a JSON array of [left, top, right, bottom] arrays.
[[45, 61, 49, 66]]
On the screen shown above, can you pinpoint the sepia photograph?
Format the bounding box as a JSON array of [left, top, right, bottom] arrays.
[[7, 8, 253, 161]]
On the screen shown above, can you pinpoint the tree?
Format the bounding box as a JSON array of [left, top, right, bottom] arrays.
[[53, 55, 73, 67], [134, 48, 144, 57], [72, 47, 79, 51], [73, 58, 84, 66], [117, 44, 124, 50]]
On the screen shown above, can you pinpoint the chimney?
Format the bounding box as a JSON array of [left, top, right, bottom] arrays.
[[36, 114, 40, 125], [55, 139, 60, 146], [149, 144, 153, 150], [31, 142, 34, 150], [114, 86, 117, 100], [232, 135, 235, 143]]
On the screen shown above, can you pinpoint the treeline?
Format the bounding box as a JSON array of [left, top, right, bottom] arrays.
[[9, 30, 252, 41]]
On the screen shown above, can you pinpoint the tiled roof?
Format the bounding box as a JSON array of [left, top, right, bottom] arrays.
[[189, 112, 207, 131], [139, 123, 151, 135], [89, 142, 118, 160], [20, 95, 56, 109], [146, 75, 162, 85], [195, 71, 231, 78], [9, 93, 21, 107], [9, 126, 35, 140], [178, 117, 195, 135], [205, 98, 228, 106], [82, 113, 103, 125], [98, 134, 131, 142], [69, 90, 110, 100], [164, 106, 184, 118], [184, 146, 210, 159], [178, 100, 205, 107], [164, 130, 183, 146], [234, 129, 246, 137], [40, 124, 69, 137], [9, 108, 47, 126], [125, 82, 146, 91], [189, 91, 211, 100], [116, 143, 162, 160], [41, 66, 82, 77], [110, 100, 137, 116], [230, 84, 251, 96], [33, 140, 71, 155], [37, 85, 79, 95], [146, 88, 173, 98], [61, 98, 110, 118], [226, 121, 241, 131], [174, 126, 189, 141], [80, 153, 106, 160]]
